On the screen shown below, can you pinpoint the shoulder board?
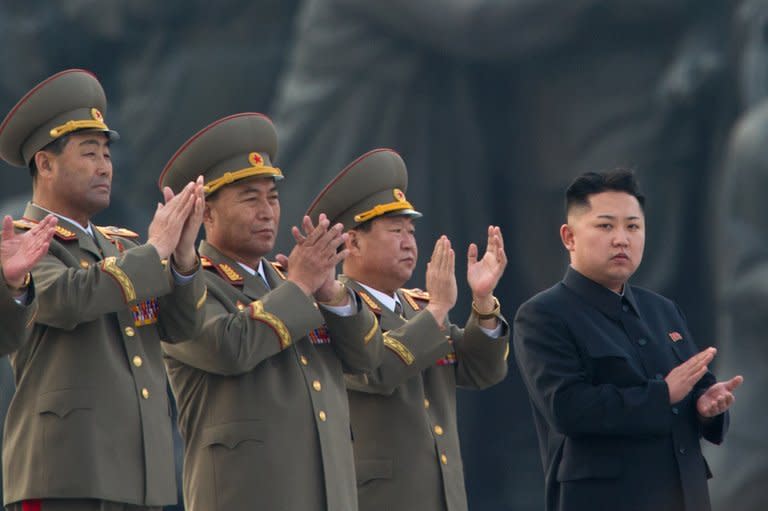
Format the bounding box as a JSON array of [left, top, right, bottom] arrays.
[[402, 288, 430, 302], [200, 256, 215, 268], [268, 261, 286, 280], [95, 225, 140, 239], [401, 291, 420, 312], [12, 218, 35, 231], [356, 289, 382, 315], [14, 217, 78, 241], [215, 262, 244, 285]]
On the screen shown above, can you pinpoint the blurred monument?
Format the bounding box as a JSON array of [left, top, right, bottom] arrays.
[[706, 1, 768, 509]]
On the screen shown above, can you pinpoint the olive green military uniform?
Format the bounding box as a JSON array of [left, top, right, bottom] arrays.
[[0, 271, 36, 355], [157, 113, 383, 511], [0, 69, 207, 509], [306, 149, 510, 511]]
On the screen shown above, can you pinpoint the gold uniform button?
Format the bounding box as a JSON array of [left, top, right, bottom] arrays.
[[424, 398, 430, 409], [141, 388, 150, 399], [318, 410, 327, 422], [80, 260, 90, 268], [440, 453, 448, 465], [312, 380, 322, 392], [300, 355, 309, 366], [237, 302, 246, 311], [434, 425, 444, 436], [124, 326, 135, 337], [132, 356, 143, 368]]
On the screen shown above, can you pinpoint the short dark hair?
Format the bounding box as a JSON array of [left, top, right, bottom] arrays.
[[29, 134, 71, 179], [351, 219, 374, 232], [565, 169, 645, 216]]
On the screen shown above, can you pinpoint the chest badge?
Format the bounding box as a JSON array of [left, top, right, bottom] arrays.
[[668, 331, 683, 342]]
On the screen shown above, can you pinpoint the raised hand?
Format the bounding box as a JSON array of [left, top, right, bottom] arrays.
[[286, 214, 348, 297], [425, 235, 457, 327], [1, 214, 58, 290], [665, 347, 716, 404], [147, 181, 197, 260], [467, 225, 507, 301], [172, 175, 205, 272], [697, 375, 744, 418]]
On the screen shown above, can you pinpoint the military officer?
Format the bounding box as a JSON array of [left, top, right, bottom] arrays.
[[0, 213, 57, 353], [305, 148, 509, 511], [0, 69, 207, 511], [0, 212, 57, 509], [158, 112, 383, 511]]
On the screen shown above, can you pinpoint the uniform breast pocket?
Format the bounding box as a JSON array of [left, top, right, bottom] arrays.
[[201, 421, 267, 507], [202, 420, 265, 450], [37, 388, 109, 480], [356, 458, 393, 486]]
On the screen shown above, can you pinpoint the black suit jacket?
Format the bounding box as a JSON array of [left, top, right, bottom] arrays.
[[513, 267, 727, 511]]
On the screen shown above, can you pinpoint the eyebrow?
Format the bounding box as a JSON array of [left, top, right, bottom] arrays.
[[239, 185, 277, 196], [596, 214, 642, 220], [78, 139, 106, 148]]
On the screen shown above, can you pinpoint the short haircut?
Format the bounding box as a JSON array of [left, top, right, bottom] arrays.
[[29, 134, 71, 179], [565, 169, 645, 217], [351, 219, 374, 232]]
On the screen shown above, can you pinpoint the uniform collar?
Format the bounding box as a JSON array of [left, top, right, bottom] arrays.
[[356, 281, 402, 314], [562, 266, 640, 320], [27, 202, 94, 237], [236, 260, 269, 287], [198, 240, 273, 295]]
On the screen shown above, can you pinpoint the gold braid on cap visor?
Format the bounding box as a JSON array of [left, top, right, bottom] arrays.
[[49, 119, 111, 138], [203, 164, 283, 195], [354, 199, 416, 223]]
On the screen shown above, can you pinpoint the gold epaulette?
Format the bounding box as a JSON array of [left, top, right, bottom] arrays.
[[401, 287, 429, 311], [14, 217, 78, 240], [356, 289, 382, 315], [215, 262, 244, 286], [268, 261, 286, 280], [95, 225, 140, 239], [402, 288, 430, 301], [200, 256, 215, 268], [12, 218, 35, 231]]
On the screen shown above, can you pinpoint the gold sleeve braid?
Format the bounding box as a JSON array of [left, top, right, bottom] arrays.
[[363, 315, 379, 345], [101, 256, 137, 303], [196, 287, 208, 310], [383, 333, 415, 365], [249, 300, 292, 350]]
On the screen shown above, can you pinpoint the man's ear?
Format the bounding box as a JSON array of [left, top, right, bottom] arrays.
[[346, 230, 360, 253], [33, 151, 54, 176], [203, 201, 215, 225], [560, 223, 575, 252]]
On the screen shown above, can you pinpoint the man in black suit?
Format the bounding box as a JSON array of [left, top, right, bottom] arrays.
[[513, 170, 743, 511]]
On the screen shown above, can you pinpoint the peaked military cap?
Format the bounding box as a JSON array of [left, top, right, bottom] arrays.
[[306, 148, 421, 228], [158, 112, 282, 196], [0, 69, 119, 168]]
